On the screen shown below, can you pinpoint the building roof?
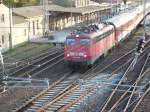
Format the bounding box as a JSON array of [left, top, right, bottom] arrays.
[[13, 6, 43, 18], [12, 2, 110, 18], [47, 3, 110, 14], [12, 15, 27, 24]]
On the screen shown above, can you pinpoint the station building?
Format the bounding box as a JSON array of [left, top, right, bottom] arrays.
[[0, 0, 111, 51], [0, 3, 11, 51], [0, 2, 44, 52], [48, 0, 110, 31]]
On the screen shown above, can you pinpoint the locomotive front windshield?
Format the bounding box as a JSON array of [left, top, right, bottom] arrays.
[[80, 39, 90, 45], [66, 38, 76, 45]]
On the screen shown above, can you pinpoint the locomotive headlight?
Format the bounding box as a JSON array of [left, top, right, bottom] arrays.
[[83, 54, 87, 58], [66, 53, 70, 57]]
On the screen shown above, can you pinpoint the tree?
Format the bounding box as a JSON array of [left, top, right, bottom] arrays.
[[3, 0, 39, 7]]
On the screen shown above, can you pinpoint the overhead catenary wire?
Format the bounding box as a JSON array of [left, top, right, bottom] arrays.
[[132, 86, 150, 112], [0, 47, 63, 74], [1, 1, 150, 111], [100, 40, 150, 112], [108, 54, 150, 111], [0, 48, 64, 91], [123, 53, 150, 112], [100, 58, 135, 112], [0, 40, 85, 81]]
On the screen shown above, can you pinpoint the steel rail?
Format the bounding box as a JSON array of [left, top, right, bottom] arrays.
[[9, 50, 63, 76], [1, 42, 94, 111], [0, 50, 64, 96], [38, 55, 133, 110], [101, 57, 135, 112], [37, 40, 150, 112], [123, 53, 150, 112], [132, 87, 150, 112], [100, 40, 150, 112], [0, 47, 62, 73], [108, 67, 150, 111], [37, 85, 79, 112], [32, 58, 64, 77], [14, 71, 73, 112], [0, 48, 63, 76], [25, 53, 64, 75], [90, 38, 150, 79], [85, 49, 134, 79], [37, 48, 135, 111], [13, 38, 150, 112], [57, 87, 95, 112]]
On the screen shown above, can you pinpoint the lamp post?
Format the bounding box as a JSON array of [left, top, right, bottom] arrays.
[[42, 0, 49, 36], [70, 0, 73, 26], [110, 0, 112, 13], [143, 0, 146, 39]]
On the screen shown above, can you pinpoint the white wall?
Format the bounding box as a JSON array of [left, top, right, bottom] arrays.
[[12, 22, 28, 46], [0, 4, 45, 52], [28, 16, 43, 39], [11, 16, 44, 47], [0, 4, 12, 51]]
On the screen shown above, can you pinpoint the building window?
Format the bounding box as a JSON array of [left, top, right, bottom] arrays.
[[2, 35, 4, 44], [37, 20, 39, 30], [24, 29, 26, 36], [1, 14, 4, 22], [33, 21, 35, 35], [29, 22, 30, 32]]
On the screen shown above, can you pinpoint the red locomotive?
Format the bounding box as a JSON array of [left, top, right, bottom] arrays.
[[64, 4, 150, 66]]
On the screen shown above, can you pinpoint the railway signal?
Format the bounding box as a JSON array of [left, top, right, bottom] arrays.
[[131, 37, 145, 70], [136, 38, 145, 53]]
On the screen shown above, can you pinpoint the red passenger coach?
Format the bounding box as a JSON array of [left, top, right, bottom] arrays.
[[64, 4, 150, 67]]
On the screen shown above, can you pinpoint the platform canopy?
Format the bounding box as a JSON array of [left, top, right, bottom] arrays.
[[47, 3, 110, 14], [12, 2, 110, 18]]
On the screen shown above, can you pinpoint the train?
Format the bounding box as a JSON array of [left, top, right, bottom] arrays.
[[64, 4, 150, 67]]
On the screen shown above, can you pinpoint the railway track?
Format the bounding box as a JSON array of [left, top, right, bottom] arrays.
[[99, 41, 150, 112], [10, 31, 150, 112], [55, 48, 150, 112], [13, 71, 75, 112], [7, 48, 63, 77], [0, 47, 64, 94], [37, 39, 150, 112], [13, 40, 149, 112], [132, 85, 150, 112], [0, 47, 63, 75]]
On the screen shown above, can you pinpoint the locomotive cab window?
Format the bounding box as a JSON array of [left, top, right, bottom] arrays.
[[80, 39, 90, 45], [66, 38, 76, 45]]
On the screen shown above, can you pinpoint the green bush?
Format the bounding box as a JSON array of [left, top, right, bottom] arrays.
[[4, 0, 39, 7]]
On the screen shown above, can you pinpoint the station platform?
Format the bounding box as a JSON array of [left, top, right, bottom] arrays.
[[30, 29, 72, 44]]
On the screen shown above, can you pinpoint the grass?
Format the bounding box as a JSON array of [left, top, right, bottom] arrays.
[[4, 42, 53, 61]]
